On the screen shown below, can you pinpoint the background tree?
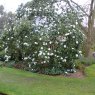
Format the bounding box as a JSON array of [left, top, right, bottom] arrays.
[[85, 0, 95, 57], [65, 0, 95, 57]]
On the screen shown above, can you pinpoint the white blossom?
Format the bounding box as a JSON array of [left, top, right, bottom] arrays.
[[43, 42, 46, 45], [62, 59, 66, 62], [64, 71, 68, 74], [24, 57, 28, 60], [34, 42, 38, 45], [72, 36, 75, 38], [49, 41, 52, 44], [39, 38, 42, 40], [25, 36, 28, 38], [43, 61, 46, 63], [43, 53, 45, 55], [32, 69, 34, 71], [65, 33, 70, 36], [72, 48, 74, 50], [32, 58, 35, 61], [5, 55, 11, 62], [50, 53, 54, 56], [54, 50, 56, 52], [64, 45, 66, 48], [41, 47, 43, 49], [45, 43, 47, 45], [38, 52, 42, 56], [76, 41, 78, 44], [34, 62, 37, 65], [48, 48, 51, 51], [58, 32, 60, 34], [23, 43, 29, 46], [57, 56, 59, 58], [47, 52, 50, 55], [45, 56, 48, 59], [76, 54, 78, 57], [60, 57, 63, 60], [79, 51, 82, 54]]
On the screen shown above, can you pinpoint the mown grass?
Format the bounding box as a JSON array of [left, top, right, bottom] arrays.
[[0, 64, 95, 95]]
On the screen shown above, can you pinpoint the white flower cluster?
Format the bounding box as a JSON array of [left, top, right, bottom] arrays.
[[5, 55, 11, 62], [65, 32, 72, 36], [79, 50, 82, 56], [48, 48, 51, 51], [43, 42, 47, 46], [76, 41, 78, 44], [60, 57, 67, 62], [64, 45, 66, 48], [72, 36, 75, 38], [25, 36, 28, 38], [34, 42, 38, 45], [49, 41, 52, 44], [24, 57, 28, 60], [39, 38, 42, 41], [24, 56, 31, 60], [38, 51, 43, 56], [23, 43, 29, 46], [75, 54, 78, 57], [7, 38, 10, 40]]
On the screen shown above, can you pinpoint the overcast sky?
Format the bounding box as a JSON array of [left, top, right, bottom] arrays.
[[0, 0, 89, 12]]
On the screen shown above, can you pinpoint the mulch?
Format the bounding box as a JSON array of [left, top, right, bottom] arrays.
[[64, 70, 85, 78]]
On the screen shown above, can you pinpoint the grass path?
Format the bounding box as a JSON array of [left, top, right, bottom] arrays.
[[0, 65, 95, 95]]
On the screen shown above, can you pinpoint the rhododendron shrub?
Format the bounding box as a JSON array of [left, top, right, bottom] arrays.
[[0, 0, 84, 74]]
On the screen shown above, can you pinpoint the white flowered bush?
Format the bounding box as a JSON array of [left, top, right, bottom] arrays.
[[1, 21, 83, 74], [0, 0, 84, 75]]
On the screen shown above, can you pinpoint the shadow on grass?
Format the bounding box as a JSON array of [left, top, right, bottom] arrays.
[[0, 92, 8, 95]]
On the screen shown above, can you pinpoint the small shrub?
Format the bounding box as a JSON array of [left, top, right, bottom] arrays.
[[74, 59, 85, 74]]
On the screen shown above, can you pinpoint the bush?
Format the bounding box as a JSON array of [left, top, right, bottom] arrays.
[[0, 0, 84, 75], [74, 59, 85, 73]]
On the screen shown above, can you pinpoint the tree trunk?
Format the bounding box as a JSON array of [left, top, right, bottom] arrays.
[[84, 0, 95, 57]]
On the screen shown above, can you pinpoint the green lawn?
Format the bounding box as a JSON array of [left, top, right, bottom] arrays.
[[0, 65, 95, 95]]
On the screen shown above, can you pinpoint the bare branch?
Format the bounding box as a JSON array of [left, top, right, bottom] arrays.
[[70, 0, 89, 16]]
